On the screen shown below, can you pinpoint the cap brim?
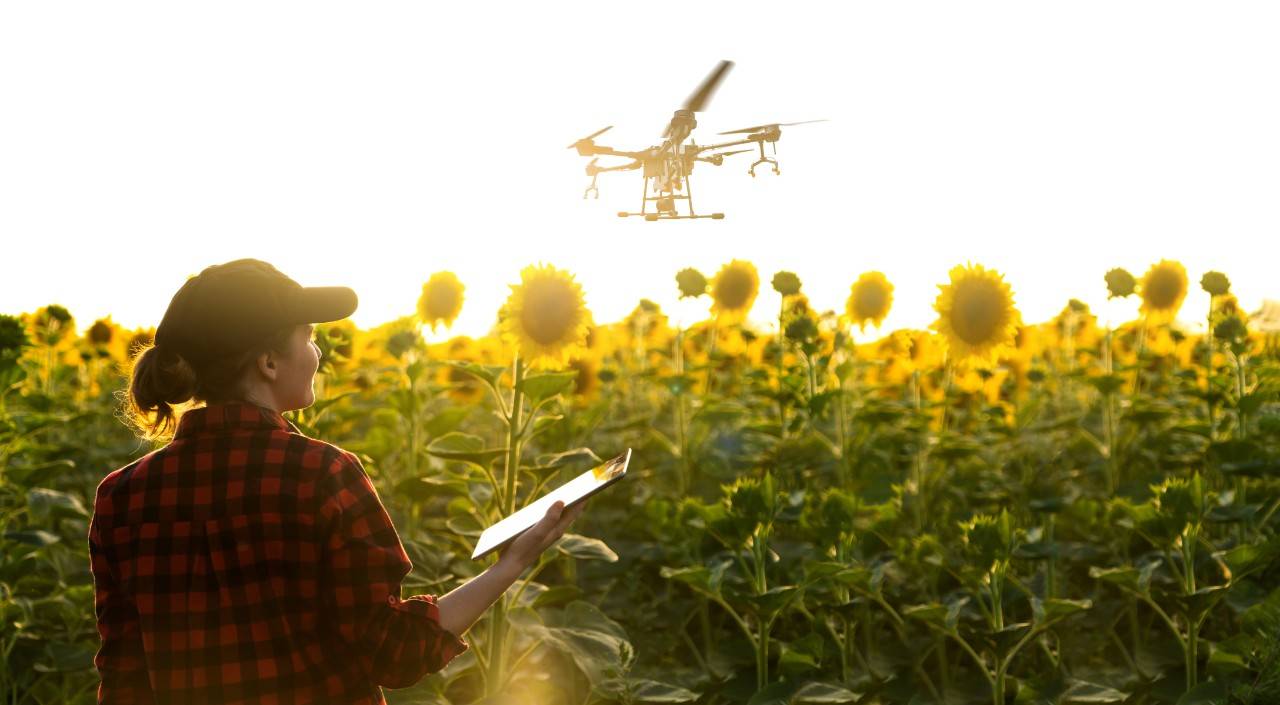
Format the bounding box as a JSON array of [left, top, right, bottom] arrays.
[[284, 286, 359, 324]]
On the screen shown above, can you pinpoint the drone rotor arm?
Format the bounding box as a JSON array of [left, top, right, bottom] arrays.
[[716, 119, 828, 136]]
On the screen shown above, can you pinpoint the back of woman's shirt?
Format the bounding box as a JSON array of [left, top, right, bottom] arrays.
[[88, 401, 467, 705]]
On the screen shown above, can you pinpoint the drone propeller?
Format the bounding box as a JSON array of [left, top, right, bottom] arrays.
[[663, 60, 734, 138], [717, 119, 827, 136], [567, 125, 613, 149]]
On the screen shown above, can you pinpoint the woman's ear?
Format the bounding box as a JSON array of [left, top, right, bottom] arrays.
[[255, 349, 279, 382]]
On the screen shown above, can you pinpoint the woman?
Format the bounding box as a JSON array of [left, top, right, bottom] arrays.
[[89, 258, 583, 704]]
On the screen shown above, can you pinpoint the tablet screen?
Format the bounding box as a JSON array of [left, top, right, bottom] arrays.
[[471, 448, 631, 560]]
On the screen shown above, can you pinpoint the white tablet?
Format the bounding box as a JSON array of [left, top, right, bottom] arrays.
[[471, 449, 631, 561]]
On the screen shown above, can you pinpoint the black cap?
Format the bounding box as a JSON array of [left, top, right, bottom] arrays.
[[154, 259, 358, 366]]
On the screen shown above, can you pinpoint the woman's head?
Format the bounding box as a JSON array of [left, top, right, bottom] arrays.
[[125, 259, 356, 439]]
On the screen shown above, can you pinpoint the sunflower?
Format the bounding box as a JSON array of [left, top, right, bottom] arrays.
[[1104, 268, 1136, 299], [1200, 271, 1230, 297], [771, 271, 802, 297], [846, 271, 894, 331], [567, 354, 601, 401], [710, 259, 759, 323], [29, 304, 74, 347], [931, 263, 1020, 364], [417, 271, 465, 331], [500, 263, 591, 368], [1139, 259, 1188, 321], [676, 268, 708, 299]]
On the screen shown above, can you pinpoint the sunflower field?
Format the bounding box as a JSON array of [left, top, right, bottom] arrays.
[[3, 259, 1280, 705]]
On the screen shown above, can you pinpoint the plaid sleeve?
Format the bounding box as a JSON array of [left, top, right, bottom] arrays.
[[319, 450, 469, 688], [89, 477, 156, 705]]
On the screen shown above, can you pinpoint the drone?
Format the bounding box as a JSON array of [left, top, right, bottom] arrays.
[[567, 59, 824, 221]]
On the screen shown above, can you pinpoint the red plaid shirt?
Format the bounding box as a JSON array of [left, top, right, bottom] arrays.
[[88, 401, 468, 705]]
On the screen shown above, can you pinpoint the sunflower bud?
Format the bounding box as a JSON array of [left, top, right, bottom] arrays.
[[1199, 271, 1231, 297], [784, 315, 819, 345], [1213, 314, 1248, 346], [88, 319, 114, 346], [1104, 268, 1136, 299], [770, 271, 802, 297], [675, 268, 708, 299]]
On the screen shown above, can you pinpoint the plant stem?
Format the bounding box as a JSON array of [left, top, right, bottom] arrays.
[[485, 355, 525, 697], [777, 296, 787, 434], [1205, 299, 1216, 437], [1102, 327, 1118, 493]]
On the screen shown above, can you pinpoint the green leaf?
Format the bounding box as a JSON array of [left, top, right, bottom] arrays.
[[1061, 680, 1128, 703], [746, 680, 802, 705], [792, 681, 861, 704], [987, 622, 1033, 660], [1031, 598, 1091, 627], [628, 679, 699, 704], [445, 512, 484, 538], [1090, 566, 1139, 591], [904, 598, 967, 634], [531, 584, 583, 609], [529, 601, 634, 688], [1176, 585, 1230, 623], [1175, 679, 1227, 705], [533, 447, 603, 471], [3, 530, 60, 547], [660, 564, 725, 599], [519, 371, 578, 403], [1085, 374, 1126, 396], [555, 533, 618, 562], [426, 432, 506, 464], [446, 360, 504, 387], [1219, 538, 1280, 582], [33, 641, 95, 673], [27, 488, 88, 521], [1238, 391, 1267, 415], [747, 585, 801, 617], [423, 406, 471, 438]]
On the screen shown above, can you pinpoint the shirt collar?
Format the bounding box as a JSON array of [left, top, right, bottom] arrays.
[[174, 401, 299, 439]]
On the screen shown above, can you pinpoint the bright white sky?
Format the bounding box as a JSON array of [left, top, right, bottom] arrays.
[[2, 2, 1277, 342]]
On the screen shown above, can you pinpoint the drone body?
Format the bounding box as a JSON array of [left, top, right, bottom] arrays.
[[568, 60, 823, 221]]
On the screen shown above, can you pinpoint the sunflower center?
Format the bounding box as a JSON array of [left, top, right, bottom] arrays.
[[1144, 270, 1184, 309], [854, 284, 889, 319], [950, 281, 1006, 345], [520, 281, 578, 345], [715, 270, 755, 310], [426, 285, 460, 319]]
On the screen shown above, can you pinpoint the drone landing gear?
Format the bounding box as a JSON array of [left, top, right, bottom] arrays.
[[619, 174, 725, 221], [617, 211, 724, 220], [583, 175, 599, 199], [748, 140, 780, 177]]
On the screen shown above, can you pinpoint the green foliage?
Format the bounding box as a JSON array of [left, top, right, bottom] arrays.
[[3, 298, 1280, 705]]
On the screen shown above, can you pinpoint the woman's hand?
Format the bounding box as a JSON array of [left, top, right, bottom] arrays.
[[496, 500, 584, 573]]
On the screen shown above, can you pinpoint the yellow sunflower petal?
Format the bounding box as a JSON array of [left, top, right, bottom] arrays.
[[500, 264, 592, 368], [931, 263, 1021, 364]]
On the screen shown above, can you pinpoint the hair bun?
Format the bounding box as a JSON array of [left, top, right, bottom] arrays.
[[126, 344, 198, 438]]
